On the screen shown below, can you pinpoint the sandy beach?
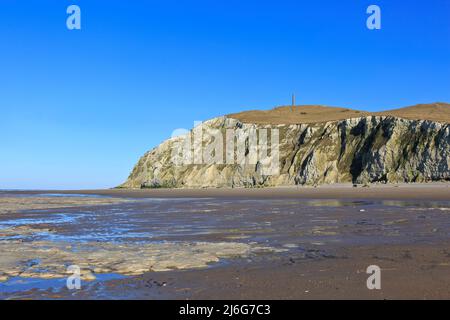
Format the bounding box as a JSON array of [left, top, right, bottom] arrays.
[[56, 242, 450, 300], [1, 184, 449, 299], [7, 182, 450, 200]]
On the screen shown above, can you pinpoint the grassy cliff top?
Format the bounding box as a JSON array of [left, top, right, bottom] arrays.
[[227, 102, 450, 125]]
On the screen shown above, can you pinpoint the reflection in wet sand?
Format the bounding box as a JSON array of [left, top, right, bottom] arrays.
[[0, 193, 450, 297], [0, 239, 275, 282]]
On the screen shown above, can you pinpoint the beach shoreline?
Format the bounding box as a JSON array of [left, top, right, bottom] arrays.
[[5, 183, 449, 201], [1, 185, 450, 299]]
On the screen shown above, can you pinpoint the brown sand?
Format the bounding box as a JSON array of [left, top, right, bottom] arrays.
[[119, 243, 450, 300], [227, 102, 450, 124], [0, 195, 130, 215], [16, 243, 450, 300], [2, 185, 450, 299], [19, 183, 450, 201]]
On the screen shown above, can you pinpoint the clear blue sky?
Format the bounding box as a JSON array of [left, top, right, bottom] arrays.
[[1, 0, 449, 189]]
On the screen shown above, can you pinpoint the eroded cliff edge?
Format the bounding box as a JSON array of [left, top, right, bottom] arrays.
[[121, 106, 450, 188]]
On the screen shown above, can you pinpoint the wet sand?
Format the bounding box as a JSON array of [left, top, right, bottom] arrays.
[[45, 243, 450, 300], [1, 184, 450, 299], [8, 243, 450, 300]]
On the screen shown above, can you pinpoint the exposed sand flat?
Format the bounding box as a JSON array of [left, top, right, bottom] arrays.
[[1, 189, 449, 299], [83, 243, 450, 300], [0, 196, 131, 215], [0, 193, 280, 283], [0, 240, 270, 282], [227, 102, 450, 124]]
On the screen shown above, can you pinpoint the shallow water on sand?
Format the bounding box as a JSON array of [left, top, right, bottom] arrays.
[[1, 192, 450, 297]]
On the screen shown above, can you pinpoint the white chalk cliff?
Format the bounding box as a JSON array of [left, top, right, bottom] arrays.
[[121, 103, 450, 188]]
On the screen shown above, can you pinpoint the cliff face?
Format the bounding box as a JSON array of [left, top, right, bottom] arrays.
[[121, 114, 450, 188]]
